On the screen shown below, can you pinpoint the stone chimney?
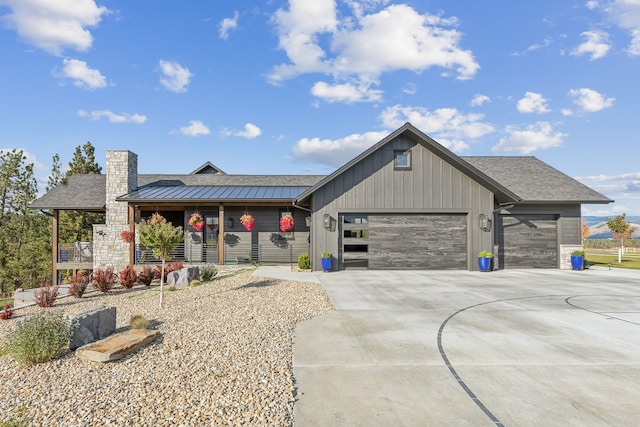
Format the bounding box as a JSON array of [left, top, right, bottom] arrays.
[[94, 150, 138, 270]]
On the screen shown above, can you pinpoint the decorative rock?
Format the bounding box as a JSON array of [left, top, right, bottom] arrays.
[[166, 267, 200, 288], [69, 306, 117, 350], [76, 329, 160, 362]]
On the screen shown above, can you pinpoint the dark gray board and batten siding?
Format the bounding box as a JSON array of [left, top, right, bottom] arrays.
[[309, 135, 494, 270]]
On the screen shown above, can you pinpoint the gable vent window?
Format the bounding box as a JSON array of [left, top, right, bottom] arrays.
[[394, 150, 411, 170]]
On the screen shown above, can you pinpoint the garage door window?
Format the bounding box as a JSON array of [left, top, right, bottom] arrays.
[[343, 215, 369, 268]]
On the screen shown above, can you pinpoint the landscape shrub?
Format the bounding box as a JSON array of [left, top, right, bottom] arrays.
[[298, 253, 311, 269], [0, 304, 13, 320], [189, 279, 201, 287], [68, 271, 90, 298], [166, 285, 177, 292], [33, 283, 59, 308], [118, 265, 137, 289], [91, 268, 118, 293], [137, 266, 153, 286], [129, 314, 149, 330], [154, 262, 183, 279], [200, 266, 217, 281], [7, 312, 72, 367]]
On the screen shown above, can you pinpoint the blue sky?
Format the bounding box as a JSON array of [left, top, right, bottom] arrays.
[[1, 0, 639, 215]]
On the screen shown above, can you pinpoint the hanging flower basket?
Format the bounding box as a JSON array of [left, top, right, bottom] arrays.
[[120, 230, 135, 243], [149, 213, 165, 225], [188, 212, 205, 231], [240, 213, 255, 231], [280, 214, 295, 232]]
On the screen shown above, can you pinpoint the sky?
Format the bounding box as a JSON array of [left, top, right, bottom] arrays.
[[0, 0, 639, 216]]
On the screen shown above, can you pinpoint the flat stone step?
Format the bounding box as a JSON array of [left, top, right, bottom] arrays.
[[75, 329, 160, 362]]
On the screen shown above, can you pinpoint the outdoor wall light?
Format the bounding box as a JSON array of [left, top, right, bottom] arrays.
[[227, 217, 234, 229], [323, 214, 336, 232], [478, 214, 492, 232]]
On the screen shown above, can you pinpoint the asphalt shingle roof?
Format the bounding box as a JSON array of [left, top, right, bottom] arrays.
[[462, 156, 613, 203], [30, 174, 106, 210]]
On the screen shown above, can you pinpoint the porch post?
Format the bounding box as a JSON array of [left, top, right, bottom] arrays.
[[128, 204, 135, 266], [218, 204, 225, 265], [52, 209, 59, 285]]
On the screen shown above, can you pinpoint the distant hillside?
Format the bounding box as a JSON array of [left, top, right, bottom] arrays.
[[584, 216, 640, 239]]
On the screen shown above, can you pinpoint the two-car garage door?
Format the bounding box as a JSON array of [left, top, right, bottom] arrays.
[[341, 213, 467, 270]]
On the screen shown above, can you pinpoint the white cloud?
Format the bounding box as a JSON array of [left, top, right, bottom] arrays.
[[219, 11, 239, 40], [269, 2, 478, 102], [310, 81, 382, 103], [292, 130, 389, 167], [179, 120, 210, 136], [569, 87, 615, 112], [380, 105, 495, 152], [604, 0, 640, 55], [574, 172, 640, 181], [56, 58, 106, 90], [586, 1, 600, 11], [402, 82, 417, 95], [517, 92, 550, 114], [492, 122, 565, 154], [0, 0, 109, 55], [470, 94, 490, 107], [158, 60, 192, 92], [77, 110, 147, 124], [236, 123, 262, 139], [223, 123, 262, 139], [571, 30, 611, 60]]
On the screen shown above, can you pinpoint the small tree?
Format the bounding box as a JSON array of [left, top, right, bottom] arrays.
[[606, 213, 635, 263], [581, 220, 591, 242], [137, 217, 183, 307]]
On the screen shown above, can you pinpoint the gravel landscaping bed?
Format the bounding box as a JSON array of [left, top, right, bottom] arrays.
[[0, 269, 335, 426]]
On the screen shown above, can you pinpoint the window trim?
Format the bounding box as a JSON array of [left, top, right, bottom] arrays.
[[394, 149, 412, 170]]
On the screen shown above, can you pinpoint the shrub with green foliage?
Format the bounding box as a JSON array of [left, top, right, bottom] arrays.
[[129, 314, 149, 330], [200, 266, 217, 281], [33, 283, 59, 308], [189, 280, 201, 287], [118, 265, 137, 289], [298, 253, 311, 269], [7, 312, 72, 367], [91, 268, 117, 293]]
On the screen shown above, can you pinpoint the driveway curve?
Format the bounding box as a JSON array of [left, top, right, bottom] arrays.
[[293, 268, 640, 426]]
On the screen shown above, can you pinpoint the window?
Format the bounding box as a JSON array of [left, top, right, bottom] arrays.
[[343, 214, 368, 224], [394, 150, 411, 170]]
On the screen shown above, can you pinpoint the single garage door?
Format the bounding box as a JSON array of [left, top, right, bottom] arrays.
[[341, 213, 467, 269], [497, 214, 558, 268]]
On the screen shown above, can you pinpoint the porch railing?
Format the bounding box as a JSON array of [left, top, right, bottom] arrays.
[[58, 242, 93, 264]]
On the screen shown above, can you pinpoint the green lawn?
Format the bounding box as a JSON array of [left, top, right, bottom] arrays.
[[585, 252, 640, 270], [0, 297, 13, 308]]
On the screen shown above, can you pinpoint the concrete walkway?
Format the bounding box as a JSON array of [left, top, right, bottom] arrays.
[[256, 267, 640, 426]]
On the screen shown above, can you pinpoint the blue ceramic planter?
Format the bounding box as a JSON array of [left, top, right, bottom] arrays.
[[478, 256, 492, 272], [571, 255, 584, 270], [321, 257, 332, 271]]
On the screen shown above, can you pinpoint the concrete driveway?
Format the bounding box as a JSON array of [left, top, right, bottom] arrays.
[[292, 267, 640, 426]]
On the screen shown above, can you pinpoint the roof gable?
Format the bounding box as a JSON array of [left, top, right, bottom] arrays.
[[296, 122, 520, 203], [190, 161, 226, 175]]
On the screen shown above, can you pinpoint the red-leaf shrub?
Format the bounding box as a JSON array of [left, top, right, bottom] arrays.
[[119, 265, 137, 289], [68, 271, 90, 298], [154, 262, 183, 279], [0, 304, 12, 320], [91, 268, 118, 293], [34, 283, 59, 308], [137, 266, 153, 286]]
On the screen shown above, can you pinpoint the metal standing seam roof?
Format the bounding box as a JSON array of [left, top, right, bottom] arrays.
[[116, 185, 311, 202]]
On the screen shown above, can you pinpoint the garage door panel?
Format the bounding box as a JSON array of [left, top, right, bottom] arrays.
[[499, 215, 557, 268], [366, 214, 467, 270]]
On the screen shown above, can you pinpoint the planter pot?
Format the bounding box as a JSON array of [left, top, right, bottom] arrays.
[[478, 257, 492, 272], [321, 258, 332, 272], [571, 255, 584, 270], [60, 250, 69, 262]]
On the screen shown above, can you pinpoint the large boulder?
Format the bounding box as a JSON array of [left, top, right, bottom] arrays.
[[166, 267, 200, 288], [69, 306, 116, 350]]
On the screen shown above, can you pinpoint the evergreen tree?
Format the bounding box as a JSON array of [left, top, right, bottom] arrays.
[[0, 149, 50, 294], [46, 153, 64, 192], [58, 142, 105, 242]]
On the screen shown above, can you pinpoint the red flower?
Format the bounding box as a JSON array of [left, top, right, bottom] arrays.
[[120, 230, 135, 243], [240, 213, 255, 231], [280, 214, 294, 232], [189, 212, 204, 231]]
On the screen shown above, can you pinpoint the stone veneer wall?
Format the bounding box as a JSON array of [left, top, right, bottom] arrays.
[[559, 244, 583, 270], [93, 151, 138, 271]]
